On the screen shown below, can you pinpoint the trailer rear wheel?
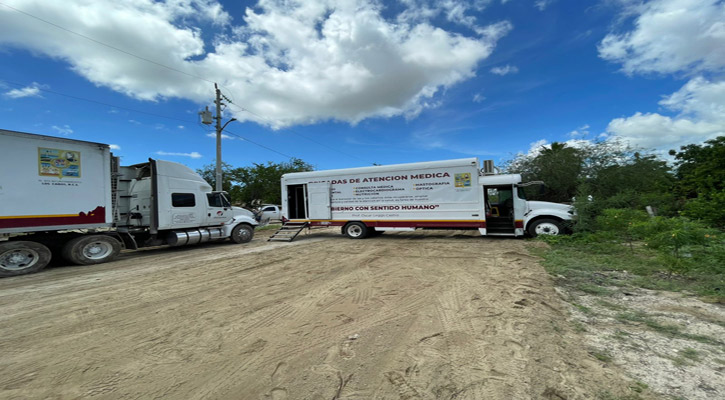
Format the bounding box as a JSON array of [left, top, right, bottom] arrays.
[[62, 235, 122, 265], [0, 241, 52, 277], [344, 222, 368, 239], [230, 224, 254, 244]]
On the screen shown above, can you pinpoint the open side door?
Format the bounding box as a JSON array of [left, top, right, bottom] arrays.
[[307, 182, 331, 220]]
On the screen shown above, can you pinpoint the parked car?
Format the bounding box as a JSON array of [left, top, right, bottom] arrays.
[[255, 205, 281, 224]]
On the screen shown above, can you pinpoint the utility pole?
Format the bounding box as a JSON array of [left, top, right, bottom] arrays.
[[214, 83, 223, 192], [199, 83, 235, 192]]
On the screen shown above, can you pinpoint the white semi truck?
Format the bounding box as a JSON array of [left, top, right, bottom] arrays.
[[280, 158, 573, 239], [0, 129, 258, 277]]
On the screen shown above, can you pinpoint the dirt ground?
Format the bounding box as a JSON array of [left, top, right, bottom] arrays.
[[1, 229, 643, 399]]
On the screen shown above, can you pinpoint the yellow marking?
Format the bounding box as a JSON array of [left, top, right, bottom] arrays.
[[0, 214, 78, 219]]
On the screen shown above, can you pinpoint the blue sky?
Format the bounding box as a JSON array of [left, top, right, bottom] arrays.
[[1, 0, 723, 172]]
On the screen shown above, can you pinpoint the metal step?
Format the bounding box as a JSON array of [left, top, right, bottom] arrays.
[[268, 222, 309, 242]]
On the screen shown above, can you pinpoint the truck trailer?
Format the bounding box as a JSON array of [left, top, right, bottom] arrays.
[[280, 158, 573, 239], [0, 129, 258, 277]]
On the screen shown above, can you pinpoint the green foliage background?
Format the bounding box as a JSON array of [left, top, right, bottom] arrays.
[[197, 158, 313, 206]]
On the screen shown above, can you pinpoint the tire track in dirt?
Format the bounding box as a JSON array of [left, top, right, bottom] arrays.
[[1, 230, 642, 400]]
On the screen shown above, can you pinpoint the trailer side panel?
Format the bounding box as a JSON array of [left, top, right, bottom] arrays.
[[0, 130, 112, 233]]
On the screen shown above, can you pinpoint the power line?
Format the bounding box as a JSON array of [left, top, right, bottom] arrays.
[[0, 78, 300, 160], [224, 129, 296, 159], [0, 2, 215, 84], [226, 101, 376, 165], [0, 2, 369, 163], [0, 78, 194, 124]]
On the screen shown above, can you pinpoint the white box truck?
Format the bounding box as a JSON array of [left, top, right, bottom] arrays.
[[279, 158, 573, 239], [0, 129, 258, 277]]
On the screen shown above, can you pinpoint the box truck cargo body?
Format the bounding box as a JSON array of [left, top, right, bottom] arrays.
[[0, 130, 258, 277], [280, 158, 573, 239]]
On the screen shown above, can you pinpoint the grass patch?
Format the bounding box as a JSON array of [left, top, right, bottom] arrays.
[[595, 299, 629, 311], [571, 321, 588, 333], [667, 348, 701, 367], [533, 233, 725, 302], [615, 311, 722, 346], [590, 350, 613, 363], [571, 302, 593, 314], [257, 224, 282, 231], [611, 329, 631, 341]]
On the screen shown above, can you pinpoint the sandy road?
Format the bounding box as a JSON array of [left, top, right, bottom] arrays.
[[1, 229, 636, 399]]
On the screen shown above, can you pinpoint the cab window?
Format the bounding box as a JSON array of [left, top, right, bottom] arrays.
[[172, 193, 195, 207]]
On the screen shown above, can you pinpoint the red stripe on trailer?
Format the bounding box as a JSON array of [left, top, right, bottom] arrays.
[[0, 206, 106, 229], [303, 220, 486, 229]]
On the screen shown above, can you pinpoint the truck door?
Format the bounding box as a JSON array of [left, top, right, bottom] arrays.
[[484, 185, 515, 234], [205, 192, 232, 226], [307, 182, 331, 220]]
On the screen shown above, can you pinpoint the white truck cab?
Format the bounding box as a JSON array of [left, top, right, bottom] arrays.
[[480, 174, 573, 236]]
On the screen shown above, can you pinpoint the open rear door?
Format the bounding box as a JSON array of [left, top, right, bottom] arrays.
[[307, 182, 331, 220]]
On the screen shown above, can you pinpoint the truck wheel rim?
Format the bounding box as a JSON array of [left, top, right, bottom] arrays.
[[235, 228, 251, 241], [0, 249, 39, 270], [348, 225, 363, 237], [82, 241, 113, 260], [535, 222, 560, 235]]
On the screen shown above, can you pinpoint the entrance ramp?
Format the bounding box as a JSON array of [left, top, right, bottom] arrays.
[[268, 221, 309, 242]]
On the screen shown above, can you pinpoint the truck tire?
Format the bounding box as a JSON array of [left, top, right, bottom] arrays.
[[230, 224, 254, 244], [62, 235, 122, 265], [344, 222, 368, 239], [528, 219, 563, 237], [0, 241, 52, 277]]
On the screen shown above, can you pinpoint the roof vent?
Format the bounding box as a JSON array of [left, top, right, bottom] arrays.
[[481, 159, 495, 175]]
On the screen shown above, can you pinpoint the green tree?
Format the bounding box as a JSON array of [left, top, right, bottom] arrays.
[[196, 161, 237, 193], [505, 139, 676, 232], [670, 136, 725, 228], [197, 158, 313, 206], [505, 142, 584, 203]]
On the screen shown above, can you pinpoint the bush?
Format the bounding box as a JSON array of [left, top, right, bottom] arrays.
[[631, 217, 720, 274], [681, 189, 725, 229], [595, 208, 650, 250]]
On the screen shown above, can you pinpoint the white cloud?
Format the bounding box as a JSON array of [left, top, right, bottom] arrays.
[[206, 132, 234, 140], [4, 82, 44, 98], [535, 0, 554, 11], [605, 77, 725, 149], [606, 112, 723, 149], [600, 1, 725, 149], [109, 144, 121, 150], [598, 0, 725, 75], [659, 76, 725, 122], [568, 124, 590, 138], [51, 125, 73, 135], [472, 93, 485, 103], [177, 125, 185, 129], [0, 0, 512, 128], [156, 150, 202, 159], [490, 65, 518, 75]]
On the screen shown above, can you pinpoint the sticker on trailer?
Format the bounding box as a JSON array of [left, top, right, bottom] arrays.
[[38, 148, 81, 178]]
